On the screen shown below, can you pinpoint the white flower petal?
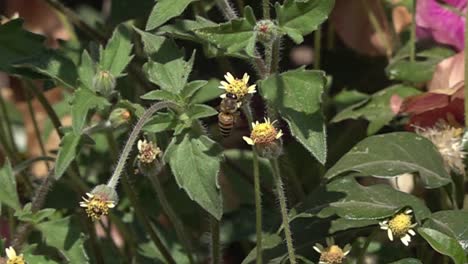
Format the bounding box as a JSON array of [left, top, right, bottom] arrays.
[[401, 236, 409, 246], [387, 229, 394, 241], [276, 130, 283, 139], [225, 72, 235, 83], [313, 246, 321, 253], [6, 247, 17, 259], [243, 73, 250, 83], [408, 229, 416, 236], [405, 209, 413, 214], [243, 136, 254, 145]]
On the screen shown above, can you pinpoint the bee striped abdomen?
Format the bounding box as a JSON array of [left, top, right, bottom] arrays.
[[218, 112, 235, 137]]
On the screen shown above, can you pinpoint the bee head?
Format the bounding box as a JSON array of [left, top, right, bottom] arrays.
[[226, 93, 238, 100]]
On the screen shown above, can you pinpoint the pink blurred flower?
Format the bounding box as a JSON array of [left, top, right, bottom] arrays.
[[416, 0, 466, 51]]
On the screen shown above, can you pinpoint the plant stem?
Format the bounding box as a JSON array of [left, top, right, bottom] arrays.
[[262, 0, 270, 19], [409, 0, 417, 62], [314, 26, 322, 70], [147, 170, 195, 264], [0, 92, 18, 155], [465, 5, 468, 128], [357, 230, 377, 264], [265, 43, 273, 74], [271, 38, 281, 74], [216, 0, 237, 20], [241, 103, 263, 264], [121, 173, 176, 264], [107, 101, 177, 189], [361, 0, 392, 58], [24, 87, 50, 171], [210, 216, 221, 264], [270, 158, 296, 264]]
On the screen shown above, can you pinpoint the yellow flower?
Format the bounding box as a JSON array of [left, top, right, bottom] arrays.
[[137, 139, 161, 164], [219, 72, 256, 99], [80, 193, 116, 221], [243, 118, 283, 145], [379, 209, 417, 246], [5, 247, 25, 264], [313, 239, 351, 264]]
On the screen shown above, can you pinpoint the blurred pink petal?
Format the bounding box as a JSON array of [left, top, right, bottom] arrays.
[[428, 51, 465, 92], [390, 94, 404, 114], [416, 0, 466, 51], [332, 0, 392, 56]]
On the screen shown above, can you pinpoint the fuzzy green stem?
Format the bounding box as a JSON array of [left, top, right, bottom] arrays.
[[262, 0, 270, 19], [271, 38, 281, 74], [314, 26, 322, 70], [210, 216, 221, 264], [216, 0, 237, 20], [465, 5, 468, 128], [148, 170, 195, 264], [270, 158, 296, 264], [265, 43, 273, 74], [107, 101, 177, 189], [409, 1, 417, 62], [241, 103, 263, 263]]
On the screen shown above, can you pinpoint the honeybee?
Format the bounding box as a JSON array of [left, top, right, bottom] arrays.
[[218, 93, 241, 137]]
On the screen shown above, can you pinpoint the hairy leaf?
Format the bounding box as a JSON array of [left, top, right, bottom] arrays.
[[100, 25, 133, 77], [164, 131, 223, 219], [71, 88, 110, 133], [0, 160, 21, 210], [146, 0, 196, 30], [260, 68, 327, 164], [54, 132, 81, 180]]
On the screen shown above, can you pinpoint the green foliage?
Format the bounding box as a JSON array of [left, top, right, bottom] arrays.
[[423, 210, 468, 253], [146, 0, 197, 30], [325, 132, 452, 189], [332, 85, 421, 134], [99, 25, 134, 77], [0, 160, 21, 210], [14, 204, 55, 224], [71, 88, 110, 133], [54, 132, 81, 180], [418, 228, 466, 264], [37, 217, 89, 263], [164, 131, 224, 220], [260, 68, 327, 164], [275, 0, 335, 43]]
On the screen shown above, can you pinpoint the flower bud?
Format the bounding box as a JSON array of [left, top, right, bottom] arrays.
[[92, 70, 116, 98], [254, 20, 278, 45], [91, 184, 119, 204], [256, 139, 283, 159], [109, 108, 131, 128], [80, 184, 118, 221], [137, 139, 163, 176]]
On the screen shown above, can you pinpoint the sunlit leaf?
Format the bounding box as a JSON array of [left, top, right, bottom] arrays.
[[423, 210, 468, 253], [146, 0, 197, 30], [54, 132, 81, 180], [418, 227, 466, 264], [71, 87, 110, 133], [100, 25, 133, 77]]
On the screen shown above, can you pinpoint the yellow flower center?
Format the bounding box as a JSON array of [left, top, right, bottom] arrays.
[[251, 123, 278, 144], [84, 195, 112, 221], [7, 256, 25, 264], [320, 245, 345, 264], [225, 79, 249, 98], [388, 213, 412, 237]]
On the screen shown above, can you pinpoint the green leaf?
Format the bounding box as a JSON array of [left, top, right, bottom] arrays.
[[164, 131, 223, 219], [260, 68, 327, 164], [386, 46, 454, 83], [140, 90, 180, 102], [195, 10, 256, 57], [181, 80, 208, 100], [275, 0, 335, 43], [143, 112, 179, 133], [186, 104, 218, 119], [143, 51, 195, 94], [418, 227, 466, 264], [100, 25, 133, 77], [190, 79, 224, 104], [332, 85, 421, 134], [15, 50, 78, 89], [325, 132, 452, 189], [54, 132, 81, 180], [37, 217, 89, 263], [109, 0, 154, 26], [78, 50, 96, 90], [423, 210, 468, 253], [146, 0, 196, 30], [0, 160, 21, 210], [71, 88, 110, 133], [0, 19, 45, 72], [14, 203, 55, 224], [134, 28, 184, 62], [332, 89, 370, 112]]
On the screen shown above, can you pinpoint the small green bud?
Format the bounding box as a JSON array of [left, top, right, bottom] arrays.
[[256, 139, 283, 159], [109, 108, 131, 128], [254, 20, 278, 45], [92, 70, 116, 98], [91, 184, 119, 204]]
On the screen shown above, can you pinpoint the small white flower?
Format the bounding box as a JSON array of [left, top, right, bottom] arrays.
[[137, 139, 161, 164], [5, 246, 25, 264], [313, 238, 351, 264], [219, 72, 256, 99], [379, 209, 417, 246]]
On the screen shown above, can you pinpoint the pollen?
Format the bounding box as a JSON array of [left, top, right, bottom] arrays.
[[319, 245, 346, 264], [80, 193, 115, 221], [219, 72, 256, 100], [388, 213, 412, 237], [243, 118, 283, 145]]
